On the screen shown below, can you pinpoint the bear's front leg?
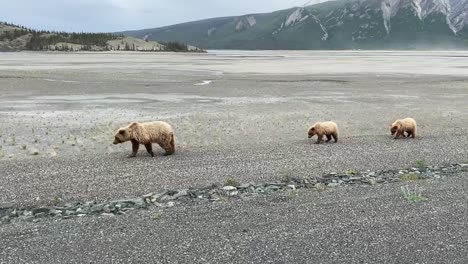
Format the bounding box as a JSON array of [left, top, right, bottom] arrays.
[[394, 131, 402, 139], [315, 134, 323, 144], [145, 143, 155, 157], [128, 139, 139, 158]]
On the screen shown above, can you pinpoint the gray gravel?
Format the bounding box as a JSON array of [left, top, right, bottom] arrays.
[[0, 52, 467, 206], [0, 135, 467, 207], [0, 51, 467, 263], [1, 172, 468, 264]]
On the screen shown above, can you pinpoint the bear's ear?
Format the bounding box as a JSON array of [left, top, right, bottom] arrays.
[[129, 122, 138, 129], [311, 127, 315, 131]]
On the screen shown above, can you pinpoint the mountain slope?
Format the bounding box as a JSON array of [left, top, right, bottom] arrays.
[[123, 0, 468, 50], [0, 22, 204, 52]]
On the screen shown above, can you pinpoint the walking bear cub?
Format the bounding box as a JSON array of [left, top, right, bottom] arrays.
[[390, 118, 417, 139], [113, 121, 175, 157], [308, 121, 339, 144]]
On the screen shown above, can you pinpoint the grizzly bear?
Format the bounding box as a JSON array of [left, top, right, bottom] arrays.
[[308, 121, 339, 144], [113, 121, 175, 157], [391, 118, 417, 139]]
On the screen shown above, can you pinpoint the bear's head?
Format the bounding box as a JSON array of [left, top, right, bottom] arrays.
[[390, 123, 400, 135], [113, 122, 138, 144], [308, 126, 316, 138]]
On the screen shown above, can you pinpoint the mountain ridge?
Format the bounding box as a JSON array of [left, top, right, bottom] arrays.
[[122, 0, 468, 50]]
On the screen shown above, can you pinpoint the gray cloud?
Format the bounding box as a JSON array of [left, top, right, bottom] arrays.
[[0, 0, 325, 32]]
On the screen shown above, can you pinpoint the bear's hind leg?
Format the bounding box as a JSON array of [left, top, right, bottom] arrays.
[[145, 143, 154, 157], [332, 132, 338, 143], [169, 133, 175, 154], [129, 139, 139, 158], [326, 134, 332, 142]]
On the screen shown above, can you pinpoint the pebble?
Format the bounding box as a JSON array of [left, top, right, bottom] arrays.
[[222, 186, 237, 191], [29, 148, 40, 156]]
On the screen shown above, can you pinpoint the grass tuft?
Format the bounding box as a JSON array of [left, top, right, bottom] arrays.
[[225, 178, 238, 187], [401, 185, 427, 203]]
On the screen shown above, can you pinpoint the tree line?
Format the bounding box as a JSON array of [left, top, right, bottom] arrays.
[[1, 22, 203, 52]]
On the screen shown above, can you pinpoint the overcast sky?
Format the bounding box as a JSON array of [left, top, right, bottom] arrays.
[[0, 0, 326, 32]]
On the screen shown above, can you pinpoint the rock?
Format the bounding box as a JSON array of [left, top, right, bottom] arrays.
[[101, 213, 114, 217], [9, 209, 19, 217], [34, 212, 46, 218], [165, 201, 175, 208], [459, 164, 468, 168], [362, 178, 377, 185], [314, 176, 328, 183], [111, 198, 146, 208], [29, 148, 40, 156], [1, 215, 10, 223], [328, 182, 339, 187], [64, 210, 75, 216], [265, 185, 281, 192], [143, 193, 154, 199], [150, 191, 168, 203], [238, 183, 252, 189], [89, 204, 105, 213], [49, 209, 63, 216], [47, 149, 57, 157], [0, 201, 15, 209], [20, 215, 35, 222], [229, 191, 239, 196], [349, 176, 362, 181], [172, 189, 188, 199], [77, 214, 86, 217], [222, 186, 237, 191], [287, 185, 296, 190], [368, 172, 376, 177], [23, 210, 33, 217], [32, 208, 49, 215]]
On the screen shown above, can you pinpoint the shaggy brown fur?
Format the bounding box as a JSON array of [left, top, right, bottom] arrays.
[[113, 121, 175, 157], [391, 118, 417, 139], [308, 121, 339, 144]]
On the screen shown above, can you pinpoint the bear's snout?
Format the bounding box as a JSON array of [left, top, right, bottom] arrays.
[[113, 138, 120, 144]]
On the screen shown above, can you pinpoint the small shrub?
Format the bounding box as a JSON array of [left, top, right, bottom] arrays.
[[400, 173, 423, 182], [225, 178, 238, 187], [415, 159, 426, 168], [21, 144, 27, 150], [315, 183, 326, 192], [52, 196, 62, 206], [281, 170, 293, 183], [346, 169, 357, 175], [150, 212, 162, 220]]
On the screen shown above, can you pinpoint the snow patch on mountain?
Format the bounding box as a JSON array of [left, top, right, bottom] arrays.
[[235, 16, 257, 31], [381, 0, 467, 34]]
